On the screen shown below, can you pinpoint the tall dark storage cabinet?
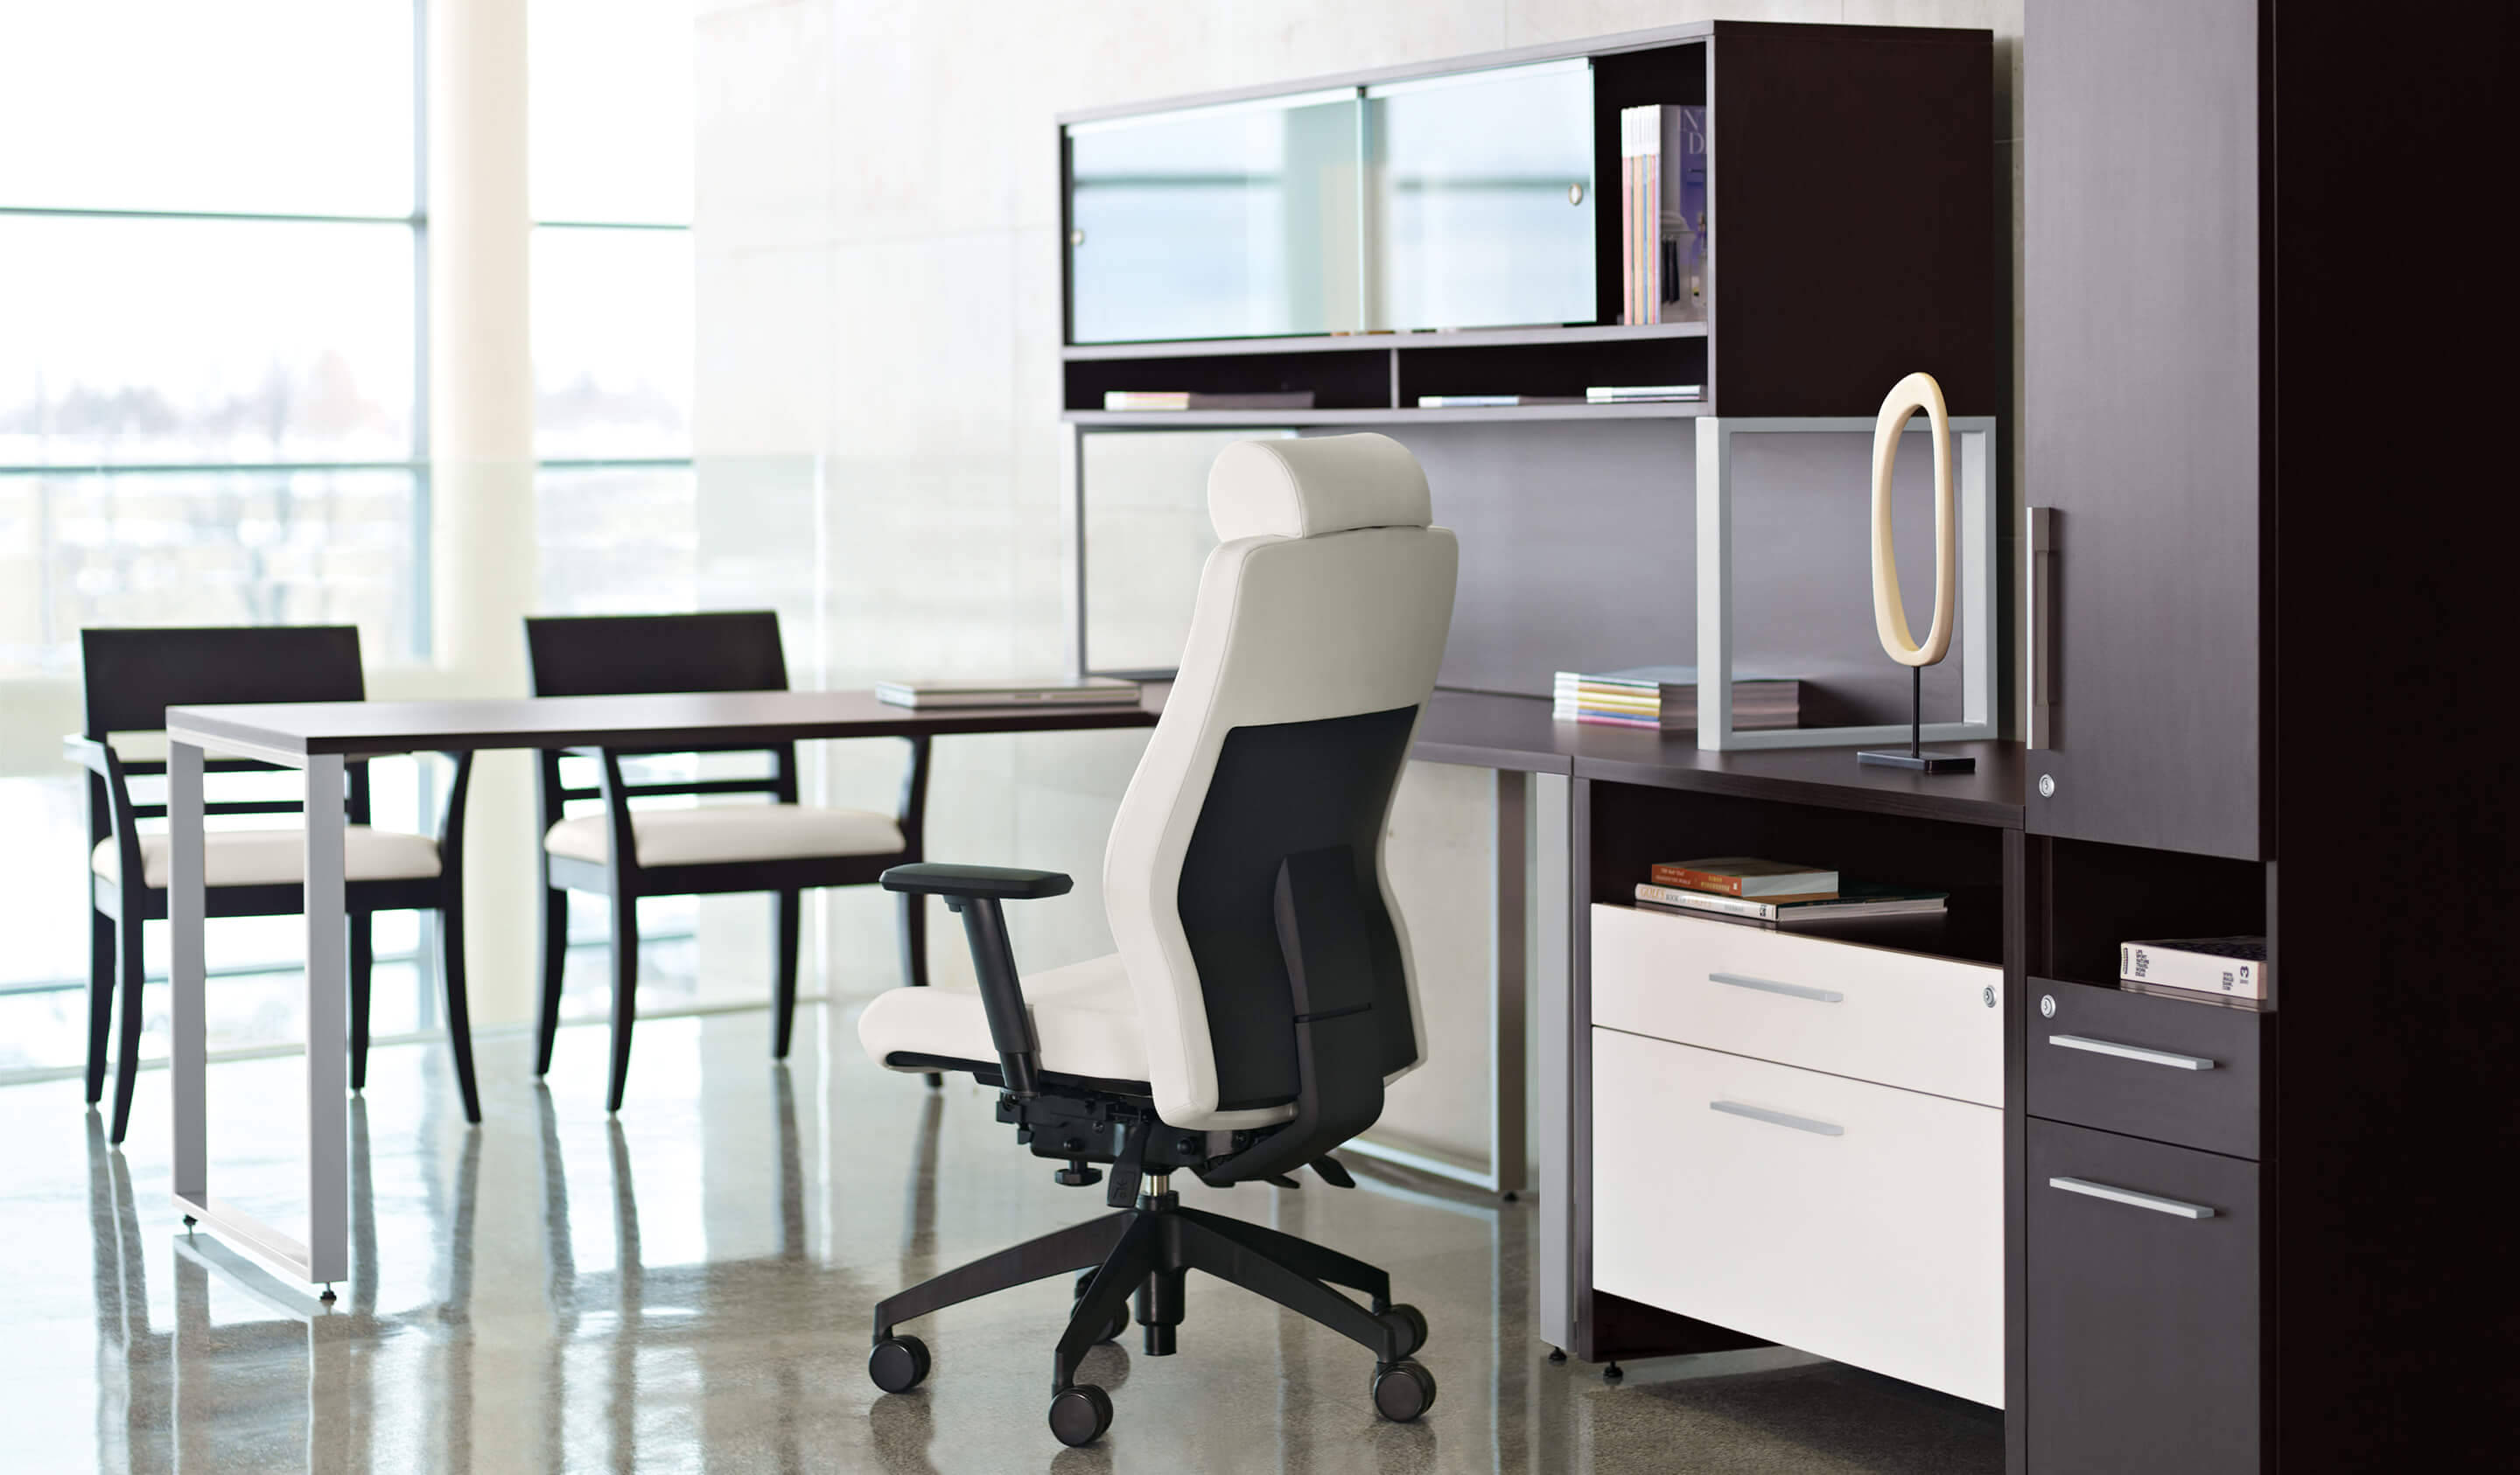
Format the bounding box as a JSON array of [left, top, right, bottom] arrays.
[[2024, 1, 2517, 1470], [2025, 0, 2260, 862]]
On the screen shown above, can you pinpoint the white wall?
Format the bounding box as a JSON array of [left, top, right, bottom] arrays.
[[691, 0, 2023, 1162]]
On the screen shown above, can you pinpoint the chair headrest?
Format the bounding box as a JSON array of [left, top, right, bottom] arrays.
[[1207, 433, 1433, 542]]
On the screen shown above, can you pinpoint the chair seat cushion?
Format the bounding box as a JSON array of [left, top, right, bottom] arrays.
[[92, 827, 443, 889], [858, 953, 1155, 1088], [543, 803, 906, 868]]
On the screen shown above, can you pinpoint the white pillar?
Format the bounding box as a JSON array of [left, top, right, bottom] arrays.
[[428, 0, 540, 1027]]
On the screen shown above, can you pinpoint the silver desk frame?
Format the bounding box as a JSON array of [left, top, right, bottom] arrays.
[[166, 736, 354, 1289]]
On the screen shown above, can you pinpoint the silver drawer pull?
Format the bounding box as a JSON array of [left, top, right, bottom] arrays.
[[2048, 1176, 2216, 1220], [2048, 1033, 2215, 1071], [1710, 971, 1843, 1003], [1711, 1100, 1844, 1136]]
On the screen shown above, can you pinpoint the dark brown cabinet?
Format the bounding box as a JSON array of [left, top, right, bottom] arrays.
[[2023, 0, 2262, 861], [2026, 1120, 2260, 1475]]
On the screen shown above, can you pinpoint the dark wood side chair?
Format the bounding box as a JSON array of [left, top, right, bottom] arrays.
[[69, 626, 480, 1144], [522, 612, 933, 1113]]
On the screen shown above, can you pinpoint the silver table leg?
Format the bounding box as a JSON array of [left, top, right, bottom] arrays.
[[170, 741, 206, 1209], [171, 748, 353, 1293]]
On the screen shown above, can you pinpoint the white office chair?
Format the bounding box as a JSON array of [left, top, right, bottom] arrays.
[[855, 431, 1458, 1446]]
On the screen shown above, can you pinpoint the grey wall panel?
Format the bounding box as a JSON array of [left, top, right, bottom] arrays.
[[1369, 422, 1968, 726]]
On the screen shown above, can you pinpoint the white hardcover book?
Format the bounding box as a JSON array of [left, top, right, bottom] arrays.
[[875, 676, 1143, 709], [2118, 938, 2269, 999]]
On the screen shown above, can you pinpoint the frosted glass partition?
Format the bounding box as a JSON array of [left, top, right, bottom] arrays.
[[1368, 60, 1597, 332], [1068, 89, 1364, 344], [1080, 429, 1296, 674]]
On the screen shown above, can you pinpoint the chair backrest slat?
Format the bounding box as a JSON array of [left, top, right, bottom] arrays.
[[524, 612, 796, 809], [81, 626, 365, 737]]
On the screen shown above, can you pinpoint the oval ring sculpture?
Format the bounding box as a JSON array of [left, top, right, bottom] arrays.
[[1869, 370, 1957, 668]]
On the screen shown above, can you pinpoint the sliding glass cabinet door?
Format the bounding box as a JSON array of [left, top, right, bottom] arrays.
[[1067, 89, 1363, 344], [1368, 59, 1596, 332]]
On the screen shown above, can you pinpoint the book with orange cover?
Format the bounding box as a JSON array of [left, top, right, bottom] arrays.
[[1648, 856, 1838, 898]]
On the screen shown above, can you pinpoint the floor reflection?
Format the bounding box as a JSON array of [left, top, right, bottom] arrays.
[[18, 1009, 2001, 1474]]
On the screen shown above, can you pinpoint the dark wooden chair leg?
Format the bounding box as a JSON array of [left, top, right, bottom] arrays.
[[87, 909, 116, 1106], [535, 885, 569, 1077], [438, 905, 482, 1125], [899, 890, 942, 1087], [606, 894, 640, 1115], [108, 915, 146, 1145], [348, 910, 374, 1092], [773, 888, 802, 1059]]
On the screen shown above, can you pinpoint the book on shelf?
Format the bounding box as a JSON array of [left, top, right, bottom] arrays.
[[1649, 856, 1838, 898], [1551, 665, 1800, 731], [1619, 103, 1708, 326], [2120, 978, 2268, 1012], [2118, 936, 2269, 1000], [1635, 879, 1948, 923], [1586, 384, 1704, 403], [875, 675, 1144, 710], [1102, 391, 1317, 412], [1414, 395, 1586, 409]]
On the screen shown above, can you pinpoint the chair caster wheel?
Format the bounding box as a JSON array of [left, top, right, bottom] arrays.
[[1377, 1303, 1428, 1360], [1547, 1346, 1567, 1364], [1373, 1360, 1438, 1422], [1048, 1383, 1112, 1446], [1604, 1360, 1624, 1381], [868, 1334, 931, 1394]]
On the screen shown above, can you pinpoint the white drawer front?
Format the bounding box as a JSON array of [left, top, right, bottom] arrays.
[[1592, 903, 2002, 1106], [1592, 1030, 2002, 1407]]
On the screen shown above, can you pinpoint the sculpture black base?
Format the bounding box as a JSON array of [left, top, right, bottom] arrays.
[[1858, 748, 1977, 773]]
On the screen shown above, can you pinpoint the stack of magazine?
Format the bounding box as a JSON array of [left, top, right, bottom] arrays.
[[1619, 102, 1708, 325], [1553, 666, 1800, 731], [875, 676, 1143, 710], [2119, 936, 2268, 1004], [1634, 856, 1948, 925]]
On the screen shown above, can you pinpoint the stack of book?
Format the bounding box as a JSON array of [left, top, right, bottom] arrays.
[[1552, 665, 1800, 731], [1618, 103, 1709, 325], [2119, 936, 2269, 1004], [1103, 390, 1315, 412], [1634, 856, 1949, 925]]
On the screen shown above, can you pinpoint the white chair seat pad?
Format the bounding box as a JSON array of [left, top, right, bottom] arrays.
[[543, 803, 906, 868], [92, 827, 443, 889], [858, 953, 1154, 1087]]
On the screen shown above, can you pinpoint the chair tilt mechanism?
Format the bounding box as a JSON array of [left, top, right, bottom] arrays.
[[865, 859, 1433, 1449]]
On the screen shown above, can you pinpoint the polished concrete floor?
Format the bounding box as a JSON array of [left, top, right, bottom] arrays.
[[1, 1002, 2003, 1473]]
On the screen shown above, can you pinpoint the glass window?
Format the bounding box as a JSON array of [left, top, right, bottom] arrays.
[[531, 227, 694, 458], [0, 2, 415, 218], [528, 0, 695, 226], [0, 214, 417, 467], [536, 464, 697, 615]]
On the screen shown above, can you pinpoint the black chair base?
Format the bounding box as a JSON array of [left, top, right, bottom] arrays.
[[866, 1185, 1435, 1447]]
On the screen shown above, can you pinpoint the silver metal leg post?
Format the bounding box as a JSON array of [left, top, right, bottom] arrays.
[[1489, 768, 1529, 1197], [170, 741, 207, 1203], [304, 754, 351, 1290], [1533, 772, 1577, 1352]]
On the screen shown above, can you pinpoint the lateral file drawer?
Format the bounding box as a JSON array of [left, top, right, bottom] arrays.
[[2027, 1119, 2260, 1474], [1592, 1029, 2002, 1406], [2028, 978, 2262, 1159], [1591, 903, 2002, 1106]]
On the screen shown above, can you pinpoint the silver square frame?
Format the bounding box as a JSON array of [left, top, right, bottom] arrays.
[[1694, 414, 2000, 751]]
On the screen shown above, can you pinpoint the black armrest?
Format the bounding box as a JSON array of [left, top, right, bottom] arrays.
[[881, 863, 1070, 1099], [880, 863, 1073, 901]]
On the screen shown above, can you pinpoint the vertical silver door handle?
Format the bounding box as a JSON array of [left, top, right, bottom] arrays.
[[1711, 1100, 1844, 1136], [2028, 506, 2054, 750], [1708, 972, 1843, 1003], [2048, 1176, 2216, 1220], [2047, 1033, 2216, 1071]]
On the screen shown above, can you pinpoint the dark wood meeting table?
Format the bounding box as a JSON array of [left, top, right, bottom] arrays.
[[157, 688, 1162, 1294]]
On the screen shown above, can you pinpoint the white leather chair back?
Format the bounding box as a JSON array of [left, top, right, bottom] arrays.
[[1102, 433, 1458, 1129]]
